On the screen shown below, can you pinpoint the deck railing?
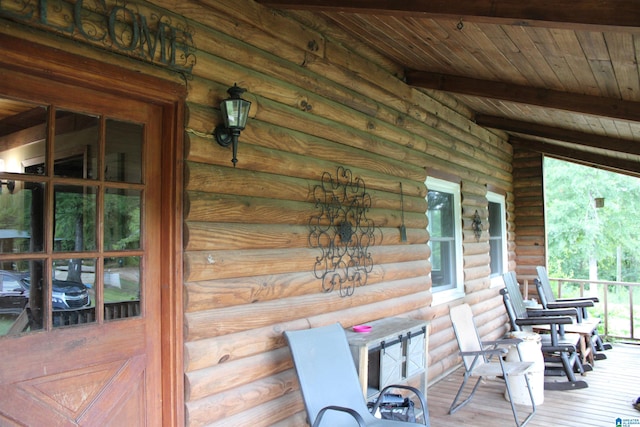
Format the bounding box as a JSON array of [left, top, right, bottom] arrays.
[[548, 277, 640, 341]]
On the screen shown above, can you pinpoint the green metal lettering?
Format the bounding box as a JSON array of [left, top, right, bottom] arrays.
[[108, 5, 139, 51], [74, 0, 107, 42], [138, 15, 167, 63]]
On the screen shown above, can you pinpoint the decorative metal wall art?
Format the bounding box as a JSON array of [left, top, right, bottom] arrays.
[[472, 209, 483, 241], [308, 167, 376, 297]]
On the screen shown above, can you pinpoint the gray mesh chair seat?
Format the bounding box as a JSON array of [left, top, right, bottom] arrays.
[[284, 323, 429, 427]]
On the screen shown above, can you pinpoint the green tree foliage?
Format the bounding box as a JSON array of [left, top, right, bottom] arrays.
[[544, 158, 640, 281]]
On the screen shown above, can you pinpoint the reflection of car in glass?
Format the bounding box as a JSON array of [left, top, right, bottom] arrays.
[[0, 270, 91, 313], [0, 271, 29, 314]]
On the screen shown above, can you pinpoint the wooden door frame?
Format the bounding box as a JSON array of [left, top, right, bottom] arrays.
[[0, 33, 186, 426]]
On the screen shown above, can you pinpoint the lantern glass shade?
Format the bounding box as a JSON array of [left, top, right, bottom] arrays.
[[220, 94, 251, 130], [215, 84, 251, 167]]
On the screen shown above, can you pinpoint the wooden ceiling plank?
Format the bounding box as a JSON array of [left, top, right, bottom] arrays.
[[527, 28, 581, 91], [614, 120, 633, 140], [454, 22, 524, 82], [575, 31, 621, 98], [598, 117, 623, 139], [380, 16, 442, 66], [476, 114, 640, 155], [584, 114, 607, 136], [405, 71, 640, 122], [335, 14, 419, 66], [401, 17, 464, 69], [511, 136, 640, 178], [604, 32, 640, 101], [255, 0, 640, 31], [636, 33, 640, 88], [426, 19, 500, 79], [500, 26, 564, 90], [549, 29, 601, 96], [631, 122, 640, 140], [479, 25, 544, 87], [587, 59, 622, 99]]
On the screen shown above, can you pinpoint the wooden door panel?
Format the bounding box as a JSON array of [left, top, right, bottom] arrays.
[[77, 355, 147, 426], [0, 355, 146, 426], [0, 322, 146, 384], [101, 378, 146, 427]]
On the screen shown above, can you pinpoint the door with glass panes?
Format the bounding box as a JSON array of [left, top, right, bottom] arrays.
[[0, 67, 162, 425]]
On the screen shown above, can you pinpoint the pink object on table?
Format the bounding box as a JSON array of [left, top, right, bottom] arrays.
[[352, 325, 372, 333]]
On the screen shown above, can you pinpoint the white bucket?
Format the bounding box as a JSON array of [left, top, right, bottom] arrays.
[[504, 331, 544, 406]]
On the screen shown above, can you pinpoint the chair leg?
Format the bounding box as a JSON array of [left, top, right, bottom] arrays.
[[503, 371, 536, 427], [542, 350, 590, 390], [594, 332, 612, 352], [562, 351, 581, 380], [543, 351, 589, 390], [449, 373, 483, 415]]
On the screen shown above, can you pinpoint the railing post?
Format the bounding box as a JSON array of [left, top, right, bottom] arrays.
[[556, 281, 561, 299], [551, 276, 640, 341], [630, 286, 635, 339], [603, 285, 609, 337]]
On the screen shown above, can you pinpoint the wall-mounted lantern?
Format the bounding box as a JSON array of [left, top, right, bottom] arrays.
[[0, 179, 15, 194], [0, 159, 15, 194], [215, 83, 252, 167]]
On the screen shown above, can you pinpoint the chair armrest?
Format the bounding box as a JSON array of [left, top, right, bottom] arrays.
[[516, 315, 574, 326], [375, 384, 429, 426], [313, 406, 366, 427], [460, 348, 508, 357], [482, 338, 522, 348], [546, 301, 591, 322], [543, 344, 577, 353], [557, 296, 599, 303], [547, 300, 593, 309], [526, 307, 578, 318]]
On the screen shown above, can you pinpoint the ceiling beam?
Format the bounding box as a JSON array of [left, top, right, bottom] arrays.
[[406, 72, 640, 123], [511, 136, 640, 178], [255, 0, 640, 31], [475, 115, 640, 156]]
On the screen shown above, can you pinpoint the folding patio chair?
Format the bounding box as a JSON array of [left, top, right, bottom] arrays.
[[284, 323, 430, 427], [501, 272, 589, 390], [536, 266, 611, 355], [449, 303, 536, 427]]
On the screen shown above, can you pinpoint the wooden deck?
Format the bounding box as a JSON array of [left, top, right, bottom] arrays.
[[427, 343, 640, 427]]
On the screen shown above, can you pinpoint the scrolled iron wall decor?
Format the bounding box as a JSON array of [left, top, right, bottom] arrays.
[[472, 209, 483, 241], [308, 167, 376, 297]]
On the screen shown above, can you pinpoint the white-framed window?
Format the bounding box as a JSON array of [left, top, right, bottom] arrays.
[[487, 192, 508, 286], [426, 177, 464, 304]]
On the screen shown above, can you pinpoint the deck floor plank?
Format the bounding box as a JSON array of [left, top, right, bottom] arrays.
[[427, 343, 640, 426]]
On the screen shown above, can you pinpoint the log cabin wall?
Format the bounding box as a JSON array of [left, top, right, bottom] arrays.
[[513, 147, 547, 298], [0, 0, 515, 425], [178, 2, 515, 424]]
